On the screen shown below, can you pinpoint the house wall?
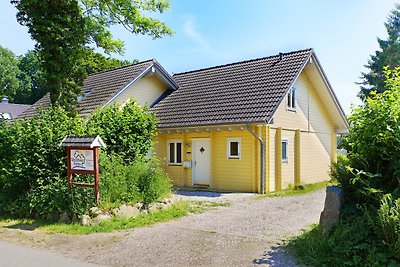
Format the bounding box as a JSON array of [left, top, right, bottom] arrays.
[[269, 71, 336, 191], [110, 75, 168, 107], [153, 129, 257, 192]]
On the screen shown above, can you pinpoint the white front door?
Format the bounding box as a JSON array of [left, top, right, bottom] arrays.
[[192, 138, 211, 185]]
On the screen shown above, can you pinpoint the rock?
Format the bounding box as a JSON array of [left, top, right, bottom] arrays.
[[113, 205, 140, 219], [89, 207, 102, 217], [148, 205, 158, 214], [159, 203, 169, 210], [81, 215, 91, 226], [92, 213, 112, 225], [141, 210, 148, 215], [319, 186, 345, 233], [134, 202, 144, 210], [71, 214, 79, 223], [59, 212, 70, 224]]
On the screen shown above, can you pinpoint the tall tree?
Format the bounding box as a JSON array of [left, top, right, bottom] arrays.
[[11, 0, 172, 110], [0, 45, 20, 101], [14, 50, 46, 104], [359, 4, 400, 99]]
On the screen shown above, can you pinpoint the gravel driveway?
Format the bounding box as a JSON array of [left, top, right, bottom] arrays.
[[0, 189, 325, 267], [89, 189, 325, 266]]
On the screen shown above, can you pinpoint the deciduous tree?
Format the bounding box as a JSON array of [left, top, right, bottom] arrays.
[[11, 0, 172, 109]]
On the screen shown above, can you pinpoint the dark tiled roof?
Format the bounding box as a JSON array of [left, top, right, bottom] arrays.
[[151, 49, 312, 128], [59, 135, 105, 148], [0, 103, 31, 119], [19, 60, 156, 119]]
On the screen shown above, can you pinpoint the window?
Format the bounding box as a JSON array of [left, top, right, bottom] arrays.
[[227, 138, 241, 159], [282, 139, 288, 163], [167, 140, 182, 165], [77, 90, 91, 103], [0, 113, 11, 120], [287, 86, 296, 111]]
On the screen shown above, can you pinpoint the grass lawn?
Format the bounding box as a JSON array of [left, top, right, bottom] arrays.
[[257, 181, 330, 199]]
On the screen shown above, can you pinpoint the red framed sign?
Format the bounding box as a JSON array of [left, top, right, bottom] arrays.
[[60, 136, 105, 205]]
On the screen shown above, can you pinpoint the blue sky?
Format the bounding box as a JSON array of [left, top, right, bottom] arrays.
[[0, 1, 398, 114]]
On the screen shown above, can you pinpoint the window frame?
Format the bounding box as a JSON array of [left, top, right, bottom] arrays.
[[282, 138, 289, 163], [227, 137, 241, 160], [167, 139, 182, 165], [287, 86, 296, 111]]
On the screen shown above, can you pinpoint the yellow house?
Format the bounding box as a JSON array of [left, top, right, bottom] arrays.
[[151, 48, 348, 193], [20, 48, 348, 193]]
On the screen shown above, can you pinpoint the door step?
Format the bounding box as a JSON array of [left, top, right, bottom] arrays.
[[193, 184, 210, 190]]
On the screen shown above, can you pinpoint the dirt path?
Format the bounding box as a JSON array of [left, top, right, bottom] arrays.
[[0, 189, 325, 267]]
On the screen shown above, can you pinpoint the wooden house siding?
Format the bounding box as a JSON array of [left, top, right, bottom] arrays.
[[269, 70, 336, 190], [153, 129, 256, 192], [109, 75, 168, 107]]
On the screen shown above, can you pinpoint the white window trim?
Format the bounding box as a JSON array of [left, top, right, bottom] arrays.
[[227, 137, 241, 159], [287, 86, 296, 112], [282, 138, 289, 163], [167, 139, 183, 165]]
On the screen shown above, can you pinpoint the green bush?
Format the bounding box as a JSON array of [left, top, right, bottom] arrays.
[[290, 207, 398, 267], [87, 100, 157, 162], [334, 67, 400, 207], [0, 107, 94, 218], [0, 100, 170, 220], [99, 153, 172, 206]]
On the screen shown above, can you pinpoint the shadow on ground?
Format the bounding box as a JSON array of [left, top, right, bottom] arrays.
[[253, 245, 300, 266], [5, 222, 41, 231], [173, 190, 223, 198]]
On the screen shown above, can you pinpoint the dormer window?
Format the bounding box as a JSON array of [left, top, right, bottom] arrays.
[[1, 113, 12, 120], [287, 86, 296, 111], [77, 90, 91, 103]]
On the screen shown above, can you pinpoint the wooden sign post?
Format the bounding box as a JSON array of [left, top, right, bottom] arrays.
[[60, 136, 105, 205]]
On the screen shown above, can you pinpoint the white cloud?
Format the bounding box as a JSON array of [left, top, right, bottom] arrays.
[[183, 16, 212, 52]]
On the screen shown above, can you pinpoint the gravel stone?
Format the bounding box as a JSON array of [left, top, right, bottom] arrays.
[[90, 189, 325, 266]]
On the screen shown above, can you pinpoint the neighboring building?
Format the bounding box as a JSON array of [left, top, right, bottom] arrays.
[[20, 48, 348, 193], [0, 97, 31, 120]]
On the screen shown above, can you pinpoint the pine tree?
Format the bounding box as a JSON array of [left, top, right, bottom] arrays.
[[359, 4, 400, 99]]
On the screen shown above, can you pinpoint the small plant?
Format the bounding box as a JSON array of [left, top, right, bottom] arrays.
[[99, 153, 172, 206], [375, 194, 400, 259]]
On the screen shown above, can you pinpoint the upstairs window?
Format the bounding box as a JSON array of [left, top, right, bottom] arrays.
[[168, 140, 182, 165], [227, 138, 241, 159], [287, 86, 296, 111]]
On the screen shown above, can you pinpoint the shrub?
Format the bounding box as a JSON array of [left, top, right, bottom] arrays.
[[334, 67, 400, 207], [0, 107, 94, 218], [290, 206, 398, 267], [87, 100, 157, 162], [99, 153, 172, 206]]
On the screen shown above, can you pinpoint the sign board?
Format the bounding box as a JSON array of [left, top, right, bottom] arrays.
[[60, 135, 105, 205], [70, 149, 94, 171]]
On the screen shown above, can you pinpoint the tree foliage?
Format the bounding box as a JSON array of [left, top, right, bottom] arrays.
[[359, 4, 400, 99], [0, 99, 161, 218], [0, 46, 21, 101], [333, 67, 400, 206], [87, 100, 157, 163], [0, 46, 134, 104], [11, 0, 172, 108]]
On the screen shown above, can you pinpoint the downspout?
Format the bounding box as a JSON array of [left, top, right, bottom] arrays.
[[247, 124, 265, 194]]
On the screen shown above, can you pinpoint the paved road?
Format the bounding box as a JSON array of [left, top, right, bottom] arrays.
[[0, 240, 102, 267]]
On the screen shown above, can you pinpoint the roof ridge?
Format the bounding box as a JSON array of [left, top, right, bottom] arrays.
[[173, 48, 313, 77], [87, 59, 155, 77]]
